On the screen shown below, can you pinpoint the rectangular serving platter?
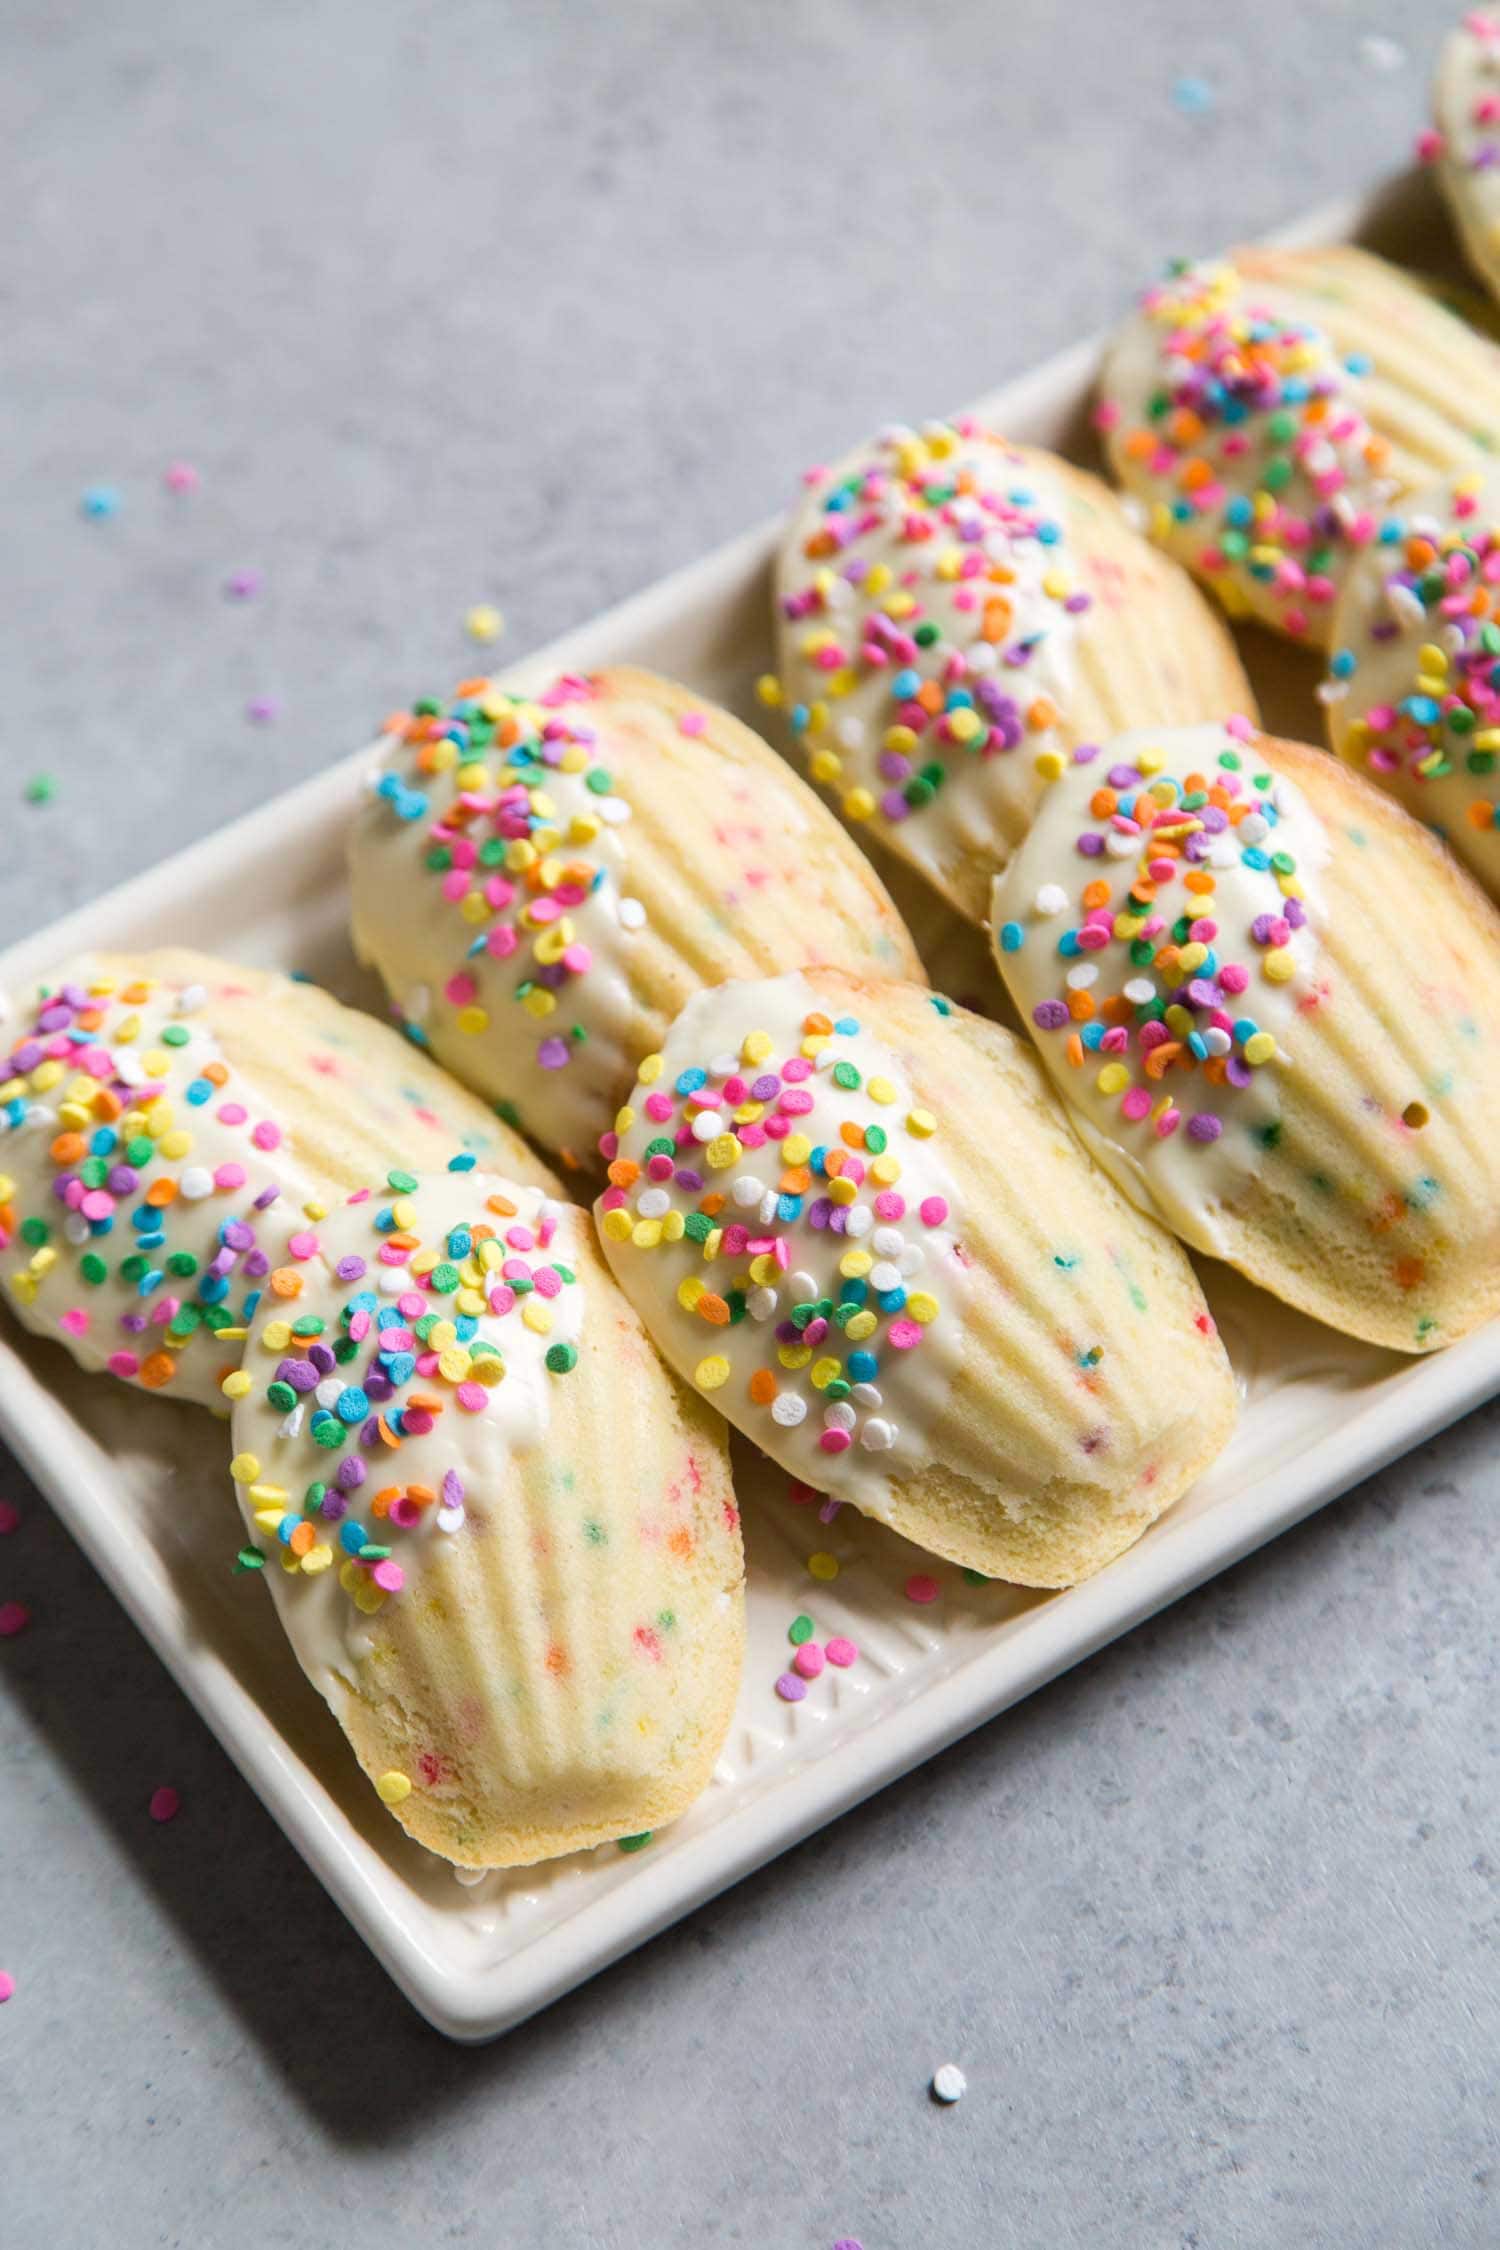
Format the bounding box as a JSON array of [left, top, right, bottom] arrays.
[[5, 168, 1498, 2042]]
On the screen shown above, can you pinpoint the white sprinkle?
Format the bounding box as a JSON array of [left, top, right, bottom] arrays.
[[869, 1261, 902, 1293], [835, 714, 867, 750], [1065, 964, 1098, 991], [378, 1264, 412, 1295], [348, 1632, 375, 1663], [788, 1270, 819, 1301], [731, 1175, 763, 1208], [178, 1166, 214, 1201], [1314, 681, 1347, 708], [1122, 978, 1155, 1005], [690, 1110, 721, 1143], [860, 1417, 895, 1451], [932, 2063, 967, 2104], [758, 1189, 780, 1226], [851, 1382, 883, 1407], [636, 1187, 670, 1219], [62, 1213, 91, 1247], [824, 1401, 856, 1432], [1035, 883, 1069, 917], [114, 1053, 147, 1087], [1203, 1027, 1231, 1057], [436, 1505, 466, 1534], [598, 797, 632, 825], [1105, 831, 1137, 859], [1238, 812, 1269, 844], [771, 1394, 807, 1427], [314, 1377, 344, 1409], [709, 1052, 739, 1080], [872, 1226, 904, 1257], [843, 1205, 873, 1239], [618, 897, 647, 931], [277, 1406, 305, 1441], [174, 984, 207, 1016], [748, 1286, 779, 1321], [897, 1244, 924, 1277], [965, 642, 997, 675]]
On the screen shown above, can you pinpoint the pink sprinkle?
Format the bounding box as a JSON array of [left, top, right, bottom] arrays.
[[287, 1230, 320, 1260], [819, 1429, 852, 1454], [107, 1351, 141, 1380], [0, 1503, 20, 1537], [887, 1318, 922, 1350], [774, 1671, 808, 1702], [213, 1163, 246, 1191], [148, 1785, 181, 1824], [1121, 1087, 1151, 1122], [455, 1382, 487, 1412], [164, 461, 198, 493], [0, 1971, 14, 2003], [905, 1573, 940, 1606], [58, 1308, 89, 1336], [537, 1037, 570, 1070], [919, 1195, 948, 1227], [793, 1642, 825, 1679], [250, 1120, 283, 1151], [825, 1636, 858, 1668], [678, 711, 708, 736], [371, 1559, 405, 1594], [79, 1190, 114, 1222], [245, 695, 278, 724], [0, 1601, 30, 1638], [445, 972, 478, 1007]]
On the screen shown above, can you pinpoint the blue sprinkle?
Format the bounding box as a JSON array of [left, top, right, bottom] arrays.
[[999, 921, 1024, 952]]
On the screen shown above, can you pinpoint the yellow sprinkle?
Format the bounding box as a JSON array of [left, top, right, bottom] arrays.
[[615, 1104, 636, 1135], [706, 1132, 741, 1170], [810, 1356, 841, 1390], [456, 1005, 489, 1036], [521, 987, 556, 1019], [522, 1301, 553, 1334], [907, 1291, 939, 1324], [220, 1369, 253, 1400], [777, 1342, 812, 1370], [427, 1319, 457, 1350], [465, 603, 504, 643], [246, 1482, 287, 1506], [375, 1770, 412, 1805], [638, 1053, 664, 1085], [677, 1276, 705, 1312], [906, 1108, 936, 1138], [632, 1218, 663, 1249], [1262, 948, 1296, 985], [843, 787, 876, 821], [300, 1545, 334, 1575], [828, 1176, 857, 1206], [1034, 749, 1066, 782], [845, 1310, 878, 1342], [756, 673, 783, 708], [866, 1076, 897, 1106], [229, 1453, 261, 1485], [868, 1155, 900, 1186], [1243, 1031, 1276, 1066], [807, 1552, 840, 1582], [782, 1133, 812, 1165], [158, 1129, 191, 1161], [810, 749, 843, 786], [695, 1354, 731, 1391], [1097, 1063, 1129, 1096], [353, 1581, 387, 1615], [437, 1346, 471, 1382], [601, 1208, 633, 1242], [839, 1249, 873, 1279], [741, 1030, 773, 1066], [663, 1210, 685, 1242]]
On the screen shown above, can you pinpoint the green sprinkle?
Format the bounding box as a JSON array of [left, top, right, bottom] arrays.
[[160, 1023, 190, 1047], [387, 1168, 418, 1194], [233, 1547, 266, 1574], [788, 1614, 815, 1646], [23, 773, 55, 806], [266, 1381, 297, 1411], [616, 1832, 653, 1853], [79, 1253, 107, 1285], [545, 1342, 578, 1374]]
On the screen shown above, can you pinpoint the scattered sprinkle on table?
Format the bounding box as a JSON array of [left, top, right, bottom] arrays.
[[0, 1602, 31, 1638], [224, 569, 261, 600], [0, 1971, 14, 2004], [164, 462, 199, 493], [23, 775, 55, 806], [80, 486, 120, 519], [245, 695, 278, 724], [148, 1786, 181, 1824], [932, 2062, 968, 2104], [1171, 74, 1214, 114], [465, 603, 505, 643]]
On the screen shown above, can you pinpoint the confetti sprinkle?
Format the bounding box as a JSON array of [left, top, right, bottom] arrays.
[[80, 486, 120, 519], [0, 1602, 30, 1638], [932, 2062, 968, 2104], [224, 569, 261, 600], [245, 695, 279, 724], [465, 604, 505, 643], [148, 1786, 181, 1823], [23, 775, 55, 807], [163, 462, 199, 493], [1170, 75, 1215, 114], [0, 1971, 14, 2003]]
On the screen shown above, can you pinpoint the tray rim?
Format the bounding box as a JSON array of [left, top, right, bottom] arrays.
[[5, 167, 1495, 2042]]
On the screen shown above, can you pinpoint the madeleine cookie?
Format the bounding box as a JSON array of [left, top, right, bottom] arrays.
[[1099, 245, 1500, 645], [228, 1169, 744, 1868], [1430, 12, 1500, 306], [1324, 465, 1500, 898], [349, 665, 924, 1170], [991, 722, 1500, 1350], [595, 972, 1236, 1588], [0, 950, 549, 1409], [766, 419, 1252, 924]]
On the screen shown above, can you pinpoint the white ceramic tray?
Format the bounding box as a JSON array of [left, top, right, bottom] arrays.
[[5, 168, 1497, 2042]]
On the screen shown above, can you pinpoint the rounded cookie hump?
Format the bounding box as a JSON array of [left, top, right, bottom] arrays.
[[991, 723, 1500, 1350], [1324, 463, 1500, 901], [1098, 244, 1500, 646], [769, 420, 1252, 925], [348, 664, 923, 1172], [0, 948, 550, 1410], [229, 1169, 744, 1868], [596, 969, 1237, 1588]]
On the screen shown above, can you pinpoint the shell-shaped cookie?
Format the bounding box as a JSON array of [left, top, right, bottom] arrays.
[[0, 949, 549, 1409], [348, 664, 924, 1171], [990, 723, 1500, 1350], [228, 1170, 744, 1868], [1323, 464, 1500, 899], [1431, 13, 1500, 306], [1098, 245, 1500, 645], [595, 971, 1237, 1588], [767, 420, 1253, 924]]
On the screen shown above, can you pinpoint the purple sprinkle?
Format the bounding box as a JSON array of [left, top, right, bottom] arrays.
[[221, 1220, 255, 1252], [1226, 1058, 1252, 1089], [245, 696, 279, 724], [309, 1343, 337, 1374], [319, 1490, 348, 1521], [224, 569, 261, 600], [335, 1255, 367, 1282], [106, 1165, 138, 1194], [674, 1167, 704, 1193], [1187, 1112, 1223, 1143], [775, 1672, 808, 1703], [208, 1247, 236, 1279], [364, 1372, 394, 1404], [1072, 742, 1102, 766], [253, 1185, 280, 1211], [243, 1250, 270, 1279], [335, 1455, 366, 1491], [275, 1357, 319, 1392], [537, 1037, 570, 1070], [1285, 897, 1307, 930], [1251, 913, 1276, 944], [1033, 1000, 1070, 1031], [442, 1469, 464, 1508], [750, 1075, 781, 1100], [1107, 764, 1143, 789], [1077, 832, 1105, 858], [881, 791, 910, 822], [121, 1311, 148, 1334]]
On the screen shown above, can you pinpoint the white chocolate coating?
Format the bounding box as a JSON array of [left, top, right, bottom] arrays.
[[1324, 464, 1500, 899], [596, 974, 967, 1517], [990, 725, 1330, 1257]]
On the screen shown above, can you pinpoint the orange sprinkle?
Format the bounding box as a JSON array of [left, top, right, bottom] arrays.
[[1393, 1255, 1426, 1290], [1067, 990, 1095, 1023], [268, 1267, 303, 1299], [145, 1178, 177, 1208], [1026, 697, 1058, 731], [802, 1012, 833, 1036], [544, 1643, 570, 1677], [779, 1166, 812, 1196], [48, 1132, 86, 1167], [1089, 789, 1118, 819], [607, 1158, 641, 1189], [748, 1368, 777, 1405], [667, 1527, 695, 1561], [1081, 878, 1111, 912], [289, 1521, 315, 1557], [700, 1193, 727, 1217], [697, 1292, 731, 1326], [371, 1486, 399, 1519], [485, 1192, 520, 1216], [203, 1061, 229, 1086], [138, 1352, 176, 1390], [1065, 1032, 1085, 1069], [376, 1415, 400, 1449], [120, 983, 152, 1004]]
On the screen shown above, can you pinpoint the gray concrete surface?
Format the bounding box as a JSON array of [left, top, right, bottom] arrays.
[[1, 3, 1496, 2245]]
